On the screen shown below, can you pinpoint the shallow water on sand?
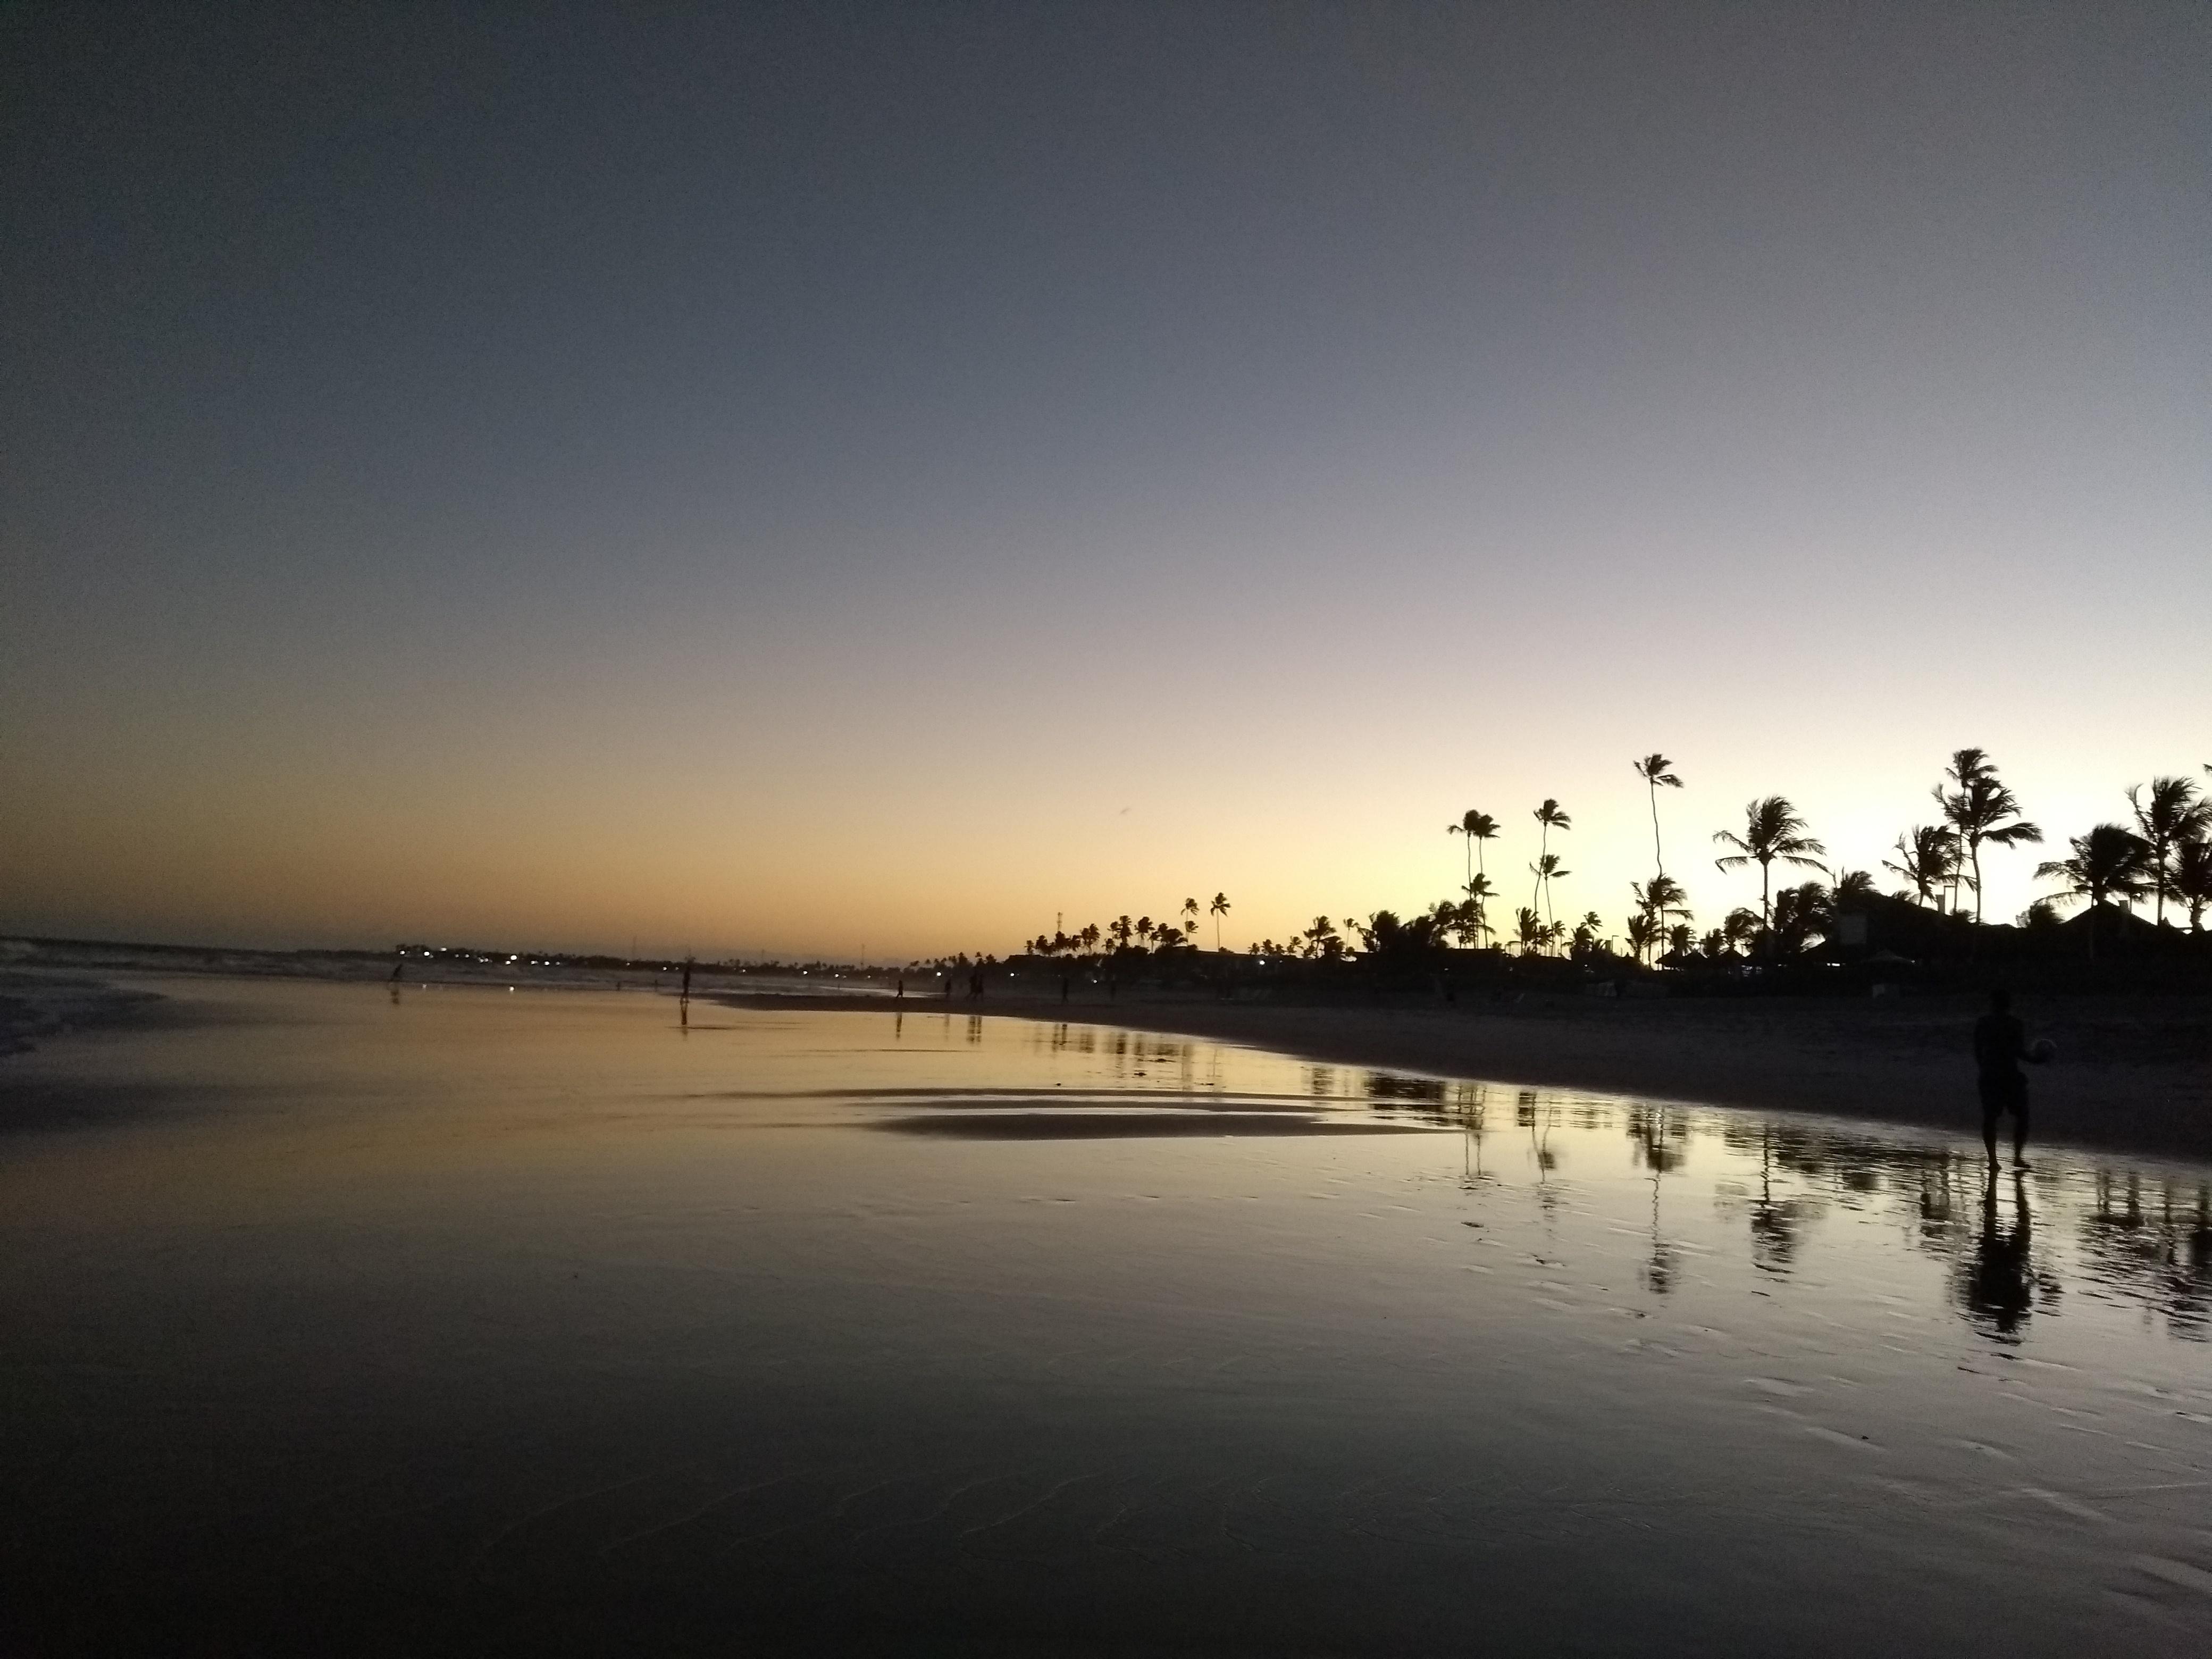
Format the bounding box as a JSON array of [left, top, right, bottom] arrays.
[[4, 976, 2209, 1655]]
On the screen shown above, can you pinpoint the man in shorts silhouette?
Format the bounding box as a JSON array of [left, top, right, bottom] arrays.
[[1973, 988, 2033, 1168]]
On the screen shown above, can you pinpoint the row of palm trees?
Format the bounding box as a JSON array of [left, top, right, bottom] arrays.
[[1448, 749, 2212, 964], [1880, 755, 2212, 937], [1020, 753, 2208, 970], [1025, 893, 1234, 961]]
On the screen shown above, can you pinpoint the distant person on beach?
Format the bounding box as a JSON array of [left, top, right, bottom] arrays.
[[895, 974, 904, 1000], [968, 967, 984, 999], [1973, 988, 2038, 1167]]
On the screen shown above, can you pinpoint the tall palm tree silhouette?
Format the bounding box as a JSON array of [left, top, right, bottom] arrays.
[[1460, 873, 1496, 949], [1447, 809, 1499, 889], [1181, 897, 1200, 939], [2126, 776, 2210, 927], [1713, 797, 1828, 951], [1632, 755, 1683, 876], [2035, 825, 2153, 959], [1208, 892, 1230, 950], [1884, 825, 1958, 908], [1936, 749, 2041, 924], [1630, 874, 1688, 961], [1529, 853, 1571, 935], [1530, 800, 1571, 921]]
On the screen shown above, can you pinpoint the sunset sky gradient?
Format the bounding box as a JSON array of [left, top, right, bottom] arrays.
[[6, 3, 2207, 959]]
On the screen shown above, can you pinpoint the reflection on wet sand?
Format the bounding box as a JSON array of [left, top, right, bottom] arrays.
[[5, 980, 2210, 1654], [890, 1018, 2212, 1344]]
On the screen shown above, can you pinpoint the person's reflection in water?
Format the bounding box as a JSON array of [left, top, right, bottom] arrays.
[[1959, 1170, 2039, 1340]]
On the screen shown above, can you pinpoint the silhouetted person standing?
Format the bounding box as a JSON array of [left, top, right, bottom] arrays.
[[1973, 988, 2033, 1167]]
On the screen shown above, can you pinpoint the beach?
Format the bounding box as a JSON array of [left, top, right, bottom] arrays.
[[4, 975, 2208, 1653], [723, 986, 2212, 1161], [7, 949, 2205, 1159]]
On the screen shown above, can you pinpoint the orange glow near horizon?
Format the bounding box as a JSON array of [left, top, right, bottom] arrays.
[[5, 8, 2206, 957]]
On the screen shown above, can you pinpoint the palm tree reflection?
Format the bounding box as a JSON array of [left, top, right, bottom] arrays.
[[1629, 1106, 1681, 1293], [1455, 1083, 1491, 1190], [1748, 1127, 1804, 1273]]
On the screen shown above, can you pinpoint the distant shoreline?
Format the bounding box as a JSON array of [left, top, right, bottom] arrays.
[[713, 988, 2212, 1163], [7, 952, 2201, 1163]]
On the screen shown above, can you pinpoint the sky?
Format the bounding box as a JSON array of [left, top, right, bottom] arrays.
[[5, 2, 2208, 960]]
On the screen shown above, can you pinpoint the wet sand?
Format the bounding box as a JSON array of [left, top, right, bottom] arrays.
[[4, 978, 2209, 1654], [724, 989, 2212, 1160]]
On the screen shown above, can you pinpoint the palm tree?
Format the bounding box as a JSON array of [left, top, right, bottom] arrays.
[[1713, 797, 1828, 951], [1208, 892, 1230, 949], [1512, 906, 1547, 957], [1935, 749, 2042, 925], [1629, 875, 1687, 963], [1303, 915, 1344, 960], [1530, 800, 1571, 918], [1830, 869, 1877, 908], [2171, 840, 2212, 933], [1883, 825, 1958, 908], [1625, 910, 1660, 963], [2126, 776, 2210, 927], [2035, 824, 2154, 960], [1460, 873, 1495, 948], [1632, 754, 1683, 876], [1447, 810, 1499, 888], [1529, 852, 1570, 928]]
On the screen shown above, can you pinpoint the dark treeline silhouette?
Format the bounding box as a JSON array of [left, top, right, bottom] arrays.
[[1010, 750, 2212, 1001]]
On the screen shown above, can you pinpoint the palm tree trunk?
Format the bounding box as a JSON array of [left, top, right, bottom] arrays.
[[1649, 781, 1663, 876]]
